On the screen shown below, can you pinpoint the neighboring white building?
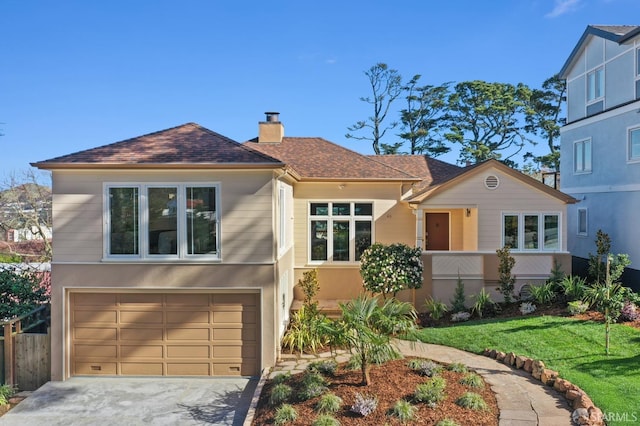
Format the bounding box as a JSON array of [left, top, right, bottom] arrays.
[[7, 226, 53, 242], [559, 25, 640, 290]]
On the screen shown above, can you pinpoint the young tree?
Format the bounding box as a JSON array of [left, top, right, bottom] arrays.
[[445, 80, 533, 167], [496, 245, 516, 304], [359, 243, 423, 299], [323, 295, 418, 385], [398, 75, 451, 156], [346, 63, 403, 155], [0, 169, 52, 262], [524, 74, 566, 172]]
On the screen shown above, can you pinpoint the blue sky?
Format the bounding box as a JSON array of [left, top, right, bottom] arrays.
[[1, 0, 639, 174]]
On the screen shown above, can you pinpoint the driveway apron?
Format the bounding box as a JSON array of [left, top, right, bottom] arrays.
[[0, 376, 258, 426]]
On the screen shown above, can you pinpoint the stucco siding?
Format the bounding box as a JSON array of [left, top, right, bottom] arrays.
[[605, 51, 635, 108]]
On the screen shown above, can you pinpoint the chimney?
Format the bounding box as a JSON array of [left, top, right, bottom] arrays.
[[258, 112, 284, 143]]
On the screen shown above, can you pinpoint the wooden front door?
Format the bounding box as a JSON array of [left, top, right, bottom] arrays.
[[425, 213, 449, 250]]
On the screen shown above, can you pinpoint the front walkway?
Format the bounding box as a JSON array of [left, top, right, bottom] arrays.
[[255, 340, 572, 426]]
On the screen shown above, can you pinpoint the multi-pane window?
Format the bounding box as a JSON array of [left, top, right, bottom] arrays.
[[309, 202, 372, 262], [574, 139, 592, 173], [577, 208, 588, 236], [503, 213, 560, 251], [106, 184, 219, 259], [629, 127, 640, 161], [587, 67, 604, 102]]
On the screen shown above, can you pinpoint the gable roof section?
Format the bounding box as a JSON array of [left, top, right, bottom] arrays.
[[244, 137, 417, 181], [32, 123, 284, 170], [370, 155, 464, 190], [560, 25, 640, 78], [407, 159, 577, 205]]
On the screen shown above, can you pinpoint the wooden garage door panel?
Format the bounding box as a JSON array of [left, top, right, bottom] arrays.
[[71, 292, 260, 377]]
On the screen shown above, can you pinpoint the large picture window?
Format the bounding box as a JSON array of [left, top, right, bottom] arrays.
[[106, 183, 219, 259], [309, 202, 372, 262], [502, 213, 560, 251]]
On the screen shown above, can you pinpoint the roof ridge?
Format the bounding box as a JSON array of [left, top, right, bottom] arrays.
[[365, 155, 422, 179], [198, 125, 283, 163]]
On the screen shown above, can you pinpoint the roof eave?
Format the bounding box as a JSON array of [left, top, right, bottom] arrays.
[[559, 25, 625, 78], [31, 162, 286, 171]]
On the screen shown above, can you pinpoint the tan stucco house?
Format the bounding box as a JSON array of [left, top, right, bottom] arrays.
[[33, 113, 576, 381]]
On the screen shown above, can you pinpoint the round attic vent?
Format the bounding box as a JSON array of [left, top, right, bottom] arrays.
[[484, 175, 499, 189]]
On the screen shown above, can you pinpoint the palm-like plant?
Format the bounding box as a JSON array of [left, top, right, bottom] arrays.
[[322, 295, 418, 385]]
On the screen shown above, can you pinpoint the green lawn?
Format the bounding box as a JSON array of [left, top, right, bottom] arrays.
[[416, 315, 640, 426]]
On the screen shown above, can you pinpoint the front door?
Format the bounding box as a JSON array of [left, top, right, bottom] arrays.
[[425, 213, 449, 250]]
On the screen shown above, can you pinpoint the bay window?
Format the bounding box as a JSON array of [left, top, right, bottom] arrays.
[[502, 213, 560, 251], [106, 183, 219, 259], [310, 202, 372, 262]]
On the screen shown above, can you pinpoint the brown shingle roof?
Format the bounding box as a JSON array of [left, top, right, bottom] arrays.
[[244, 137, 417, 180], [370, 155, 464, 189], [33, 123, 283, 169]]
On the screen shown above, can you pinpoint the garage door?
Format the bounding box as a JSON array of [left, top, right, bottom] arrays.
[[70, 292, 259, 377]]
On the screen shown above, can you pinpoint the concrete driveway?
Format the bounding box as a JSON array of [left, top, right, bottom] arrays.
[[0, 376, 258, 426]]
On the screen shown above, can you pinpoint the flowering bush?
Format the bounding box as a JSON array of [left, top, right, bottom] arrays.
[[451, 311, 471, 322], [359, 243, 423, 298], [519, 302, 537, 315], [620, 302, 639, 322], [350, 393, 377, 417]]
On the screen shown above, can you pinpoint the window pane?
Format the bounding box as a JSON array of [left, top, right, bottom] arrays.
[[186, 187, 217, 255], [311, 220, 328, 261], [524, 215, 539, 249], [332, 221, 350, 261], [310, 203, 328, 215], [355, 221, 371, 261], [332, 203, 350, 216], [587, 72, 595, 101], [544, 215, 559, 250], [578, 209, 587, 234], [504, 215, 518, 249], [575, 142, 584, 172], [631, 129, 640, 159], [109, 187, 139, 255], [148, 187, 177, 255], [354, 203, 373, 216], [584, 141, 592, 171]]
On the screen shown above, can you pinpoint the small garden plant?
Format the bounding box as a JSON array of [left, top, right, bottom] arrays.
[[269, 383, 293, 407], [436, 419, 461, 426], [519, 301, 536, 315], [350, 392, 378, 417], [456, 392, 488, 410], [446, 362, 467, 373], [389, 399, 416, 423], [414, 376, 447, 407], [408, 358, 442, 377], [299, 371, 329, 400], [459, 372, 484, 389], [315, 393, 342, 414], [311, 415, 340, 426], [424, 297, 449, 320], [274, 403, 298, 425]]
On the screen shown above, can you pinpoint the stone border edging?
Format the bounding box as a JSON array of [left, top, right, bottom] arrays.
[[242, 369, 270, 426], [483, 348, 604, 426]]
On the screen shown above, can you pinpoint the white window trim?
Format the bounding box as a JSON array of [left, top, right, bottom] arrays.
[[573, 138, 592, 174], [501, 212, 562, 252], [627, 125, 640, 163], [308, 201, 374, 264], [103, 182, 221, 261], [577, 208, 588, 237], [277, 183, 294, 256], [586, 66, 604, 104]]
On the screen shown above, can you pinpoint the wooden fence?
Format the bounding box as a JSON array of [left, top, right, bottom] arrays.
[[0, 305, 50, 390]]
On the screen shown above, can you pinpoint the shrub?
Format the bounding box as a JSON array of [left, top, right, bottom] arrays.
[[408, 359, 442, 377], [620, 302, 639, 322], [359, 243, 423, 298], [389, 399, 416, 423], [350, 393, 377, 417], [345, 355, 361, 371], [272, 372, 291, 385], [560, 275, 587, 302], [529, 282, 556, 305], [269, 383, 293, 406], [312, 415, 341, 426], [459, 373, 484, 388], [315, 393, 343, 414], [308, 360, 338, 377], [281, 305, 330, 354], [0, 266, 49, 320], [274, 403, 298, 425], [519, 302, 537, 315], [414, 376, 447, 407], [446, 362, 467, 373], [0, 384, 15, 405], [424, 297, 449, 320], [450, 311, 471, 322], [299, 371, 328, 401], [450, 275, 467, 313], [496, 245, 516, 303], [456, 392, 488, 410], [567, 300, 589, 315], [436, 419, 461, 426], [472, 289, 496, 318]]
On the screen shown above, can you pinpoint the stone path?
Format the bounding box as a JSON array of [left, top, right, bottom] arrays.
[[258, 340, 573, 426]]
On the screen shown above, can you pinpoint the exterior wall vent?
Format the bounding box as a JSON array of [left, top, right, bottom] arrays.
[[484, 175, 499, 189]]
